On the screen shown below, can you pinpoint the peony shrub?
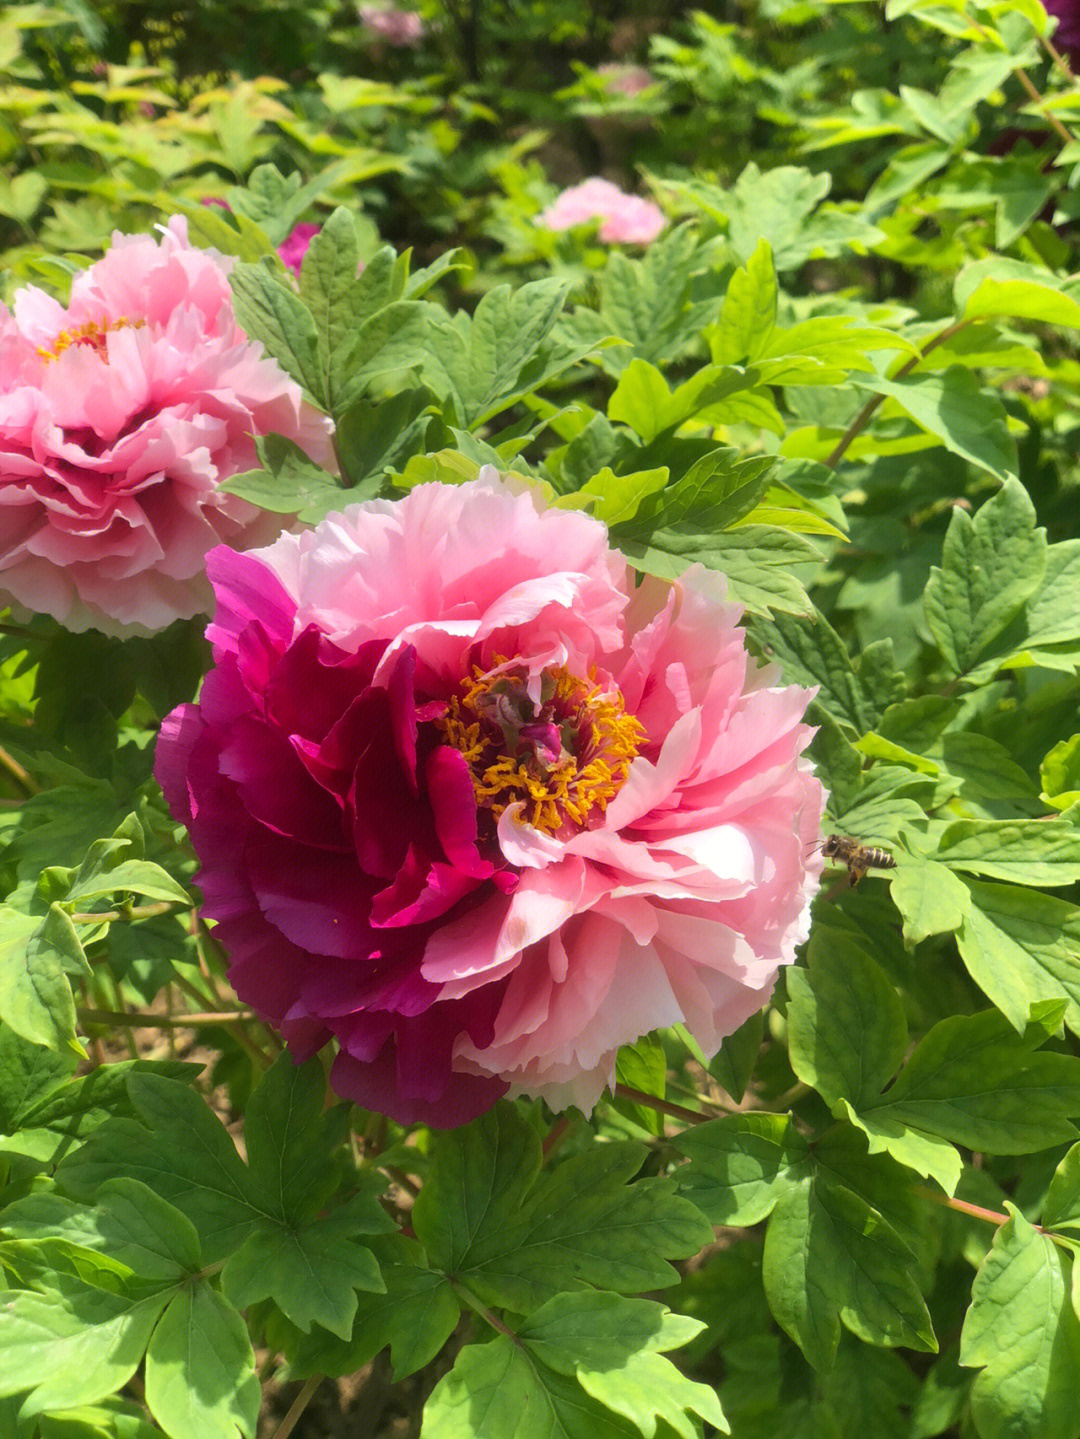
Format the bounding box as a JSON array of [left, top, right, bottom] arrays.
[[0, 217, 333, 636], [155, 470, 825, 1127], [537, 177, 667, 243]]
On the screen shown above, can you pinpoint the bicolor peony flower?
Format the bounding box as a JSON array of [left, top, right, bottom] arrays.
[[0, 217, 333, 635], [537, 178, 667, 244], [358, 5, 425, 45], [155, 471, 825, 1127]]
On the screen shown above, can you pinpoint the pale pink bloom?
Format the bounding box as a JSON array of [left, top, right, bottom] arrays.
[[359, 5, 425, 45], [155, 468, 825, 1126], [0, 216, 334, 636], [597, 63, 655, 96], [537, 177, 667, 244]]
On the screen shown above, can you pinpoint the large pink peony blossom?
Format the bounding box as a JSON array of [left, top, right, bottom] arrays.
[[0, 217, 334, 636], [155, 471, 825, 1127], [537, 178, 667, 244]]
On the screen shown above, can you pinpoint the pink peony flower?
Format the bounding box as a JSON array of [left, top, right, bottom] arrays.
[[358, 5, 425, 45], [0, 217, 334, 636], [1042, 0, 1080, 60], [537, 178, 667, 244], [278, 222, 322, 275], [154, 471, 825, 1128], [597, 63, 655, 97]]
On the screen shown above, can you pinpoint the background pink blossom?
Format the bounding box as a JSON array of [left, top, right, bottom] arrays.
[[358, 5, 425, 45], [537, 177, 667, 244], [0, 217, 333, 636], [155, 470, 825, 1127], [596, 63, 655, 96]]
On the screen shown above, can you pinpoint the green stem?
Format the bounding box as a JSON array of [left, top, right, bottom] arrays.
[[453, 1280, 521, 1341], [78, 1007, 256, 1028], [613, 1083, 719, 1125], [824, 321, 969, 471], [270, 1374, 324, 1439], [69, 900, 182, 925]]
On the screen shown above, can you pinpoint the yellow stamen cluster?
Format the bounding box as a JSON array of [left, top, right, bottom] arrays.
[[37, 316, 145, 364], [436, 664, 645, 836]]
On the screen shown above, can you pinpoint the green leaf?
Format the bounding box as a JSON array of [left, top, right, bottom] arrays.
[[934, 815, 1080, 886], [4, 1179, 200, 1281], [411, 1103, 712, 1311], [555, 466, 669, 527], [57, 1074, 258, 1263], [1042, 1142, 1080, 1231], [889, 855, 971, 947], [1042, 736, 1080, 812], [334, 388, 436, 495], [957, 879, 1080, 1037], [219, 433, 343, 524], [787, 933, 908, 1110], [613, 447, 776, 539], [750, 613, 868, 731], [283, 1234, 460, 1382], [863, 1007, 1080, 1155], [0, 1285, 168, 1412], [608, 360, 760, 444], [296, 207, 361, 410], [924, 478, 1047, 676], [763, 1174, 936, 1371], [423, 1335, 641, 1439], [144, 1285, 260, 1439], [854, 367, 1016, 481], [0, 1058, 199, 1165], [619, 525, 819, 617], [518, 1292, 728, 1438], [673, 1113, 810, 1226], [712, 238, 777, 364], [709, 1011, 764, 1104], [960, 1207, 1080, 1439], [228, 263, 325, 408], [222, 1219, 383, 1339], [0, 904, 88, 1052], [613, 1035, 667, 1135], [837, 1103, 964, 1196], [242, 1054, 343, 1224], [956, 257, 1080, 329], [460, 278, 571, 425], [0, 1022, 77, 1131]]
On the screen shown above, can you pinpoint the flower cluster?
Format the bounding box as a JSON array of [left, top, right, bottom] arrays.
[[537, 177, 667, 244], [358, 5, 425, 45], [155, 472, 825, 1127], [0, 218, 333, 635]]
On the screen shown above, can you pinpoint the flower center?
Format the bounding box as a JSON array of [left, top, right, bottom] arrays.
[[436, 662, 644, 836], [37, 316, 145, 364]]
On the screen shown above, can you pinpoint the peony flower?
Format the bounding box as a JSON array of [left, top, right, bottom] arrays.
[[358, 5, 425, 45], [1042, 0, 1080, 61], [154, 471, 825, 1127], [596, 63, 655, 97], [0, 217, 333, 636], [278, 222, 323, 275], [537, 177, 667, 244]]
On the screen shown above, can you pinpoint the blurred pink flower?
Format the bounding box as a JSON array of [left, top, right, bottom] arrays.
[[1042, 0, 1080, 60], [155, 470, 825, 1127], [597, 63, 654, 96], [537, 177, 667, 244], [278, 222, 322, 275], [359, 5, 425, 45], [0, 217, 334, 636]]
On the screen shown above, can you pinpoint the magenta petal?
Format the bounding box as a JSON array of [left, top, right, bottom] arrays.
[[370, 843, 481, 927], [154, 704, 204, 825], [244, 828, 381, 958], [331, 1043, 507, 1128], [217, 712, 348, 850], [205, 546, 297, 655], [349, 688, 423, 878], [386, 644, 420, 792], [425, 745, 491, 878], [266, 628, 385, 741]]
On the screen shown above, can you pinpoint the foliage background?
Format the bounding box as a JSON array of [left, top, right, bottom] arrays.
[[2, 0, 1080, 1435]]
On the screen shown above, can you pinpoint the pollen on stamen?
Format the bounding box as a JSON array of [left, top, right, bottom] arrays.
[[36, 316, 146, 364], [435, 662, 645, 836]]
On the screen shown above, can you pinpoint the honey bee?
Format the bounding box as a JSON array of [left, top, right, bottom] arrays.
[[814, 834, 896, 887]]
